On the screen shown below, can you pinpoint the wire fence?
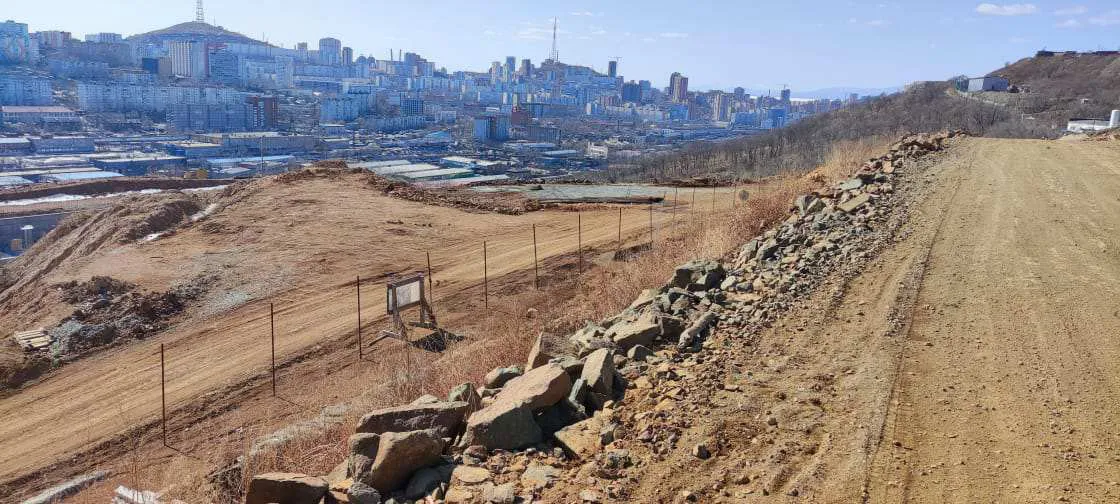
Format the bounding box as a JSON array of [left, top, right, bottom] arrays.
[[146, 187, 746, 449]]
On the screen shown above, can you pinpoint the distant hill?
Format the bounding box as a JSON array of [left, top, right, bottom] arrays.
[[794, 86, 903, 100], [987, 52, 1120, 123], [128, 21, 263, 46]]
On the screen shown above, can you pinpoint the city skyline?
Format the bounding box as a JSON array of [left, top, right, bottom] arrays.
[[5, 1, 1119, 93]]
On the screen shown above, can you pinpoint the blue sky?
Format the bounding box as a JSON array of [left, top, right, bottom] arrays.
[[7, 1, 1120, 93]]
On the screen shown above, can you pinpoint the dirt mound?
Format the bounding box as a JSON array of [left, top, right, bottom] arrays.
[[0, 192, 205, 314], [50, 275, 209, 358]]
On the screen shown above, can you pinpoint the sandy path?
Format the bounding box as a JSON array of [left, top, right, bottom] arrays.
[[867, 138, 1120, 502], [0, 183, 735, 490]]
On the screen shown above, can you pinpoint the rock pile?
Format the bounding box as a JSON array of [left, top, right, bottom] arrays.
[[243, 131, 962, 504]]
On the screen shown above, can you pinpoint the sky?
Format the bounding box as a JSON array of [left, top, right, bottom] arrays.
[[6, 1, 1120, 94]]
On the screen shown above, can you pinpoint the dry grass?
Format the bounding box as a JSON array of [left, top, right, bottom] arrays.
[[81, 138, 888, 502]]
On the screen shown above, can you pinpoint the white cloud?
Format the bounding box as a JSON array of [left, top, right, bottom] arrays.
[[865, 19, 890, 26], [1088, 10, 1120, 25], [659, 32, 689, 38], [483, 29, 497, 36], [516, 26, 569, 40], [1055, 18, 1081, 28], [848, 17, 859, 23], [641, 37, 656, 43], [1053, 5, 1088, 16], [975, 3, 1038, 16], [569, 10, 601, 17]]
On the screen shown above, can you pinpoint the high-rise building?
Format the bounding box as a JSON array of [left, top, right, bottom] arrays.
[[711, 92, 731, 122], [0, 20, 34, 64], [780, 87, 791, 107], [0, 74, 52, 105], [246, 95, 279, 130], [607, 60, 618, 78], [318, 37, 342, 65], [519, 58, 532, 76], [504, 56, 516, 81], [669, 72, 689, 103], [734, 87, 745, 99], [342, 47, 353, 66], [621, 81, 641, 103], [400, 97, 424, 117], [638, 80, 651, 101], [84, 32, 122, 43], [168, 41, 209, 79], [36, 30, 71, 49]]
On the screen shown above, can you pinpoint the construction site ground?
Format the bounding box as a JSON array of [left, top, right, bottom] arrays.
[[541, 137, 1120, 503], [0, 172, 744, 500]]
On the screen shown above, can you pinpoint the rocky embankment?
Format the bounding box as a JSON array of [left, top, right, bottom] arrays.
[[241, 131, 963, 504]]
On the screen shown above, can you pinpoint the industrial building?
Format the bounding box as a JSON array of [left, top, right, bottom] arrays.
[[91, 155, 187, 176]]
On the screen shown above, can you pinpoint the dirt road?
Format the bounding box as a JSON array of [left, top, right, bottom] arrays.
[[544, 137, 1120, 503], [867, 138, 1120, 502]]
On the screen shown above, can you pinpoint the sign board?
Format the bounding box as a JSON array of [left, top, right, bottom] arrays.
[[386, 273, 424, 314]]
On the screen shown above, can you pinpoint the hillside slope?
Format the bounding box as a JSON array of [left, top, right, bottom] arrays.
[[989, 52, 1120, 124]]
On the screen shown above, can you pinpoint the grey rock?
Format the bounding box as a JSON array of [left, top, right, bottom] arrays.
[[482, 482, 516, 503], [626, 345, 655, 362], [245, 473, 328, 504], [410, 394, 440, 405], [364, 429, 446, 493], [484, 366, 523, 388], [525, 332, 553, 371], [448, 383, 483, 413], [605, 311, 660, 350], [355, 401, 469, 437], [348, 481, 382, 504], [580, 349, 616, 398], [404, 464, 453, 500], [461, 399, 543, 450]]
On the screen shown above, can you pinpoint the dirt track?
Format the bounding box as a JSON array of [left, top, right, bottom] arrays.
[[543, 137, 1120, 502]]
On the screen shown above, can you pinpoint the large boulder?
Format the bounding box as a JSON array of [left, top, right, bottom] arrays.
[[605, 310, 661, 350], [494, 363, 572, 411], [347, 481, 381, 504], [354, 401, 468, 437], [404, 464, 453, 500], [668, 260, 726, 292], [364, 429, 446, 494], [553, 416, 607, 460], [580, 349, 616, 398], [245, 473, 328, 504], [347, 433, 380, 480], [460, 399, 543, 451]]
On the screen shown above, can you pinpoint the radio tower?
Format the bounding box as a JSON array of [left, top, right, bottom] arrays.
[[548, 17, 560, 63], [195, 0, 205, 23]]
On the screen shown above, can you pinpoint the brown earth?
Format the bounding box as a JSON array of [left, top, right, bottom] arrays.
[[0, 169, 746, 500], [542, 137, 1120, 503]]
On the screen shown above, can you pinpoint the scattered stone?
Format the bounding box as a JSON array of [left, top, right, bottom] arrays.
[[838, 193, 872, 213], [452, 465, 492, 485], [606, 311, 661, 349], [580, 489, 603, 502], [404, 464, 452, 500], [245, 473, 328, 504], [554, 416, 606, 459], [520, 463, 561, 490], [692, 443, 711, 459], [626, 344, 655, 362], [481, 482, 516, 503]]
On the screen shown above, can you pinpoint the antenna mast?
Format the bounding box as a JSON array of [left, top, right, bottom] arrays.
[[195, 0, 205, 23], [549, 17, 560, 63]]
